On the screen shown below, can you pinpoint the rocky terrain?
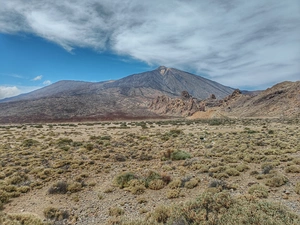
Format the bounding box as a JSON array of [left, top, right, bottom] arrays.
[[220, 81, 300, 118]]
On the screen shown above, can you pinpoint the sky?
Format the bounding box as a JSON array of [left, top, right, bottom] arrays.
[[0, 0, 299, 99]]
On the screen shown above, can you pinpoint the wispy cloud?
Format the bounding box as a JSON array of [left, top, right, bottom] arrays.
[[0, 73, 24, 79], [0, 0, 299, 88], [43, 80, 52, 85], [32, 75, 43, 81]]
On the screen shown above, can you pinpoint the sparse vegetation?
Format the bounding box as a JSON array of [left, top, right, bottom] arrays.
[[0, 118, 299, 224]]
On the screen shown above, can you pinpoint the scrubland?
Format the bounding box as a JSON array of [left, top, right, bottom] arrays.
[[0, 118, 299, 224]]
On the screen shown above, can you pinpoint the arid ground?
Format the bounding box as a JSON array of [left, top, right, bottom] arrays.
[[1, 118, 300, 224]]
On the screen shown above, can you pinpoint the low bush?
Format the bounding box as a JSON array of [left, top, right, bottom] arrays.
[[43, 206, 69, 221], [115, 172, 136, 189], [285, 165, 300, 173], [248, 184, 269, 198], [48, 181, 68, 194], [109, 207, 124, 217], [184, 178, 198, 189], [166, 189, 181, 199], [0, 212, 44, 225], [265, 174, 288, 187], [295, 182, 300, 195], [171, 150, 191, 160]]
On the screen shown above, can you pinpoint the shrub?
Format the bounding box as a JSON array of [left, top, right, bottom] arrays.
[[265, 174, 288, 187], [248, 184, 269, 198], [295, 182, 300, 195], [67, 182, 82, 193], [285, 165, 300, 173], [149, 205, 171, 223], [108, 207, 124, 217], [184, 178, 198, 189], [18, 186, 30, 193], [48, 181, 68, 194], [0, 190, 10, 203], [22, 139, 39, 147], [125, 179, 145, 195], [262, 164, 273, 174], [43, 207, 69, 221], [168, 179, 182, 189], [115, 172, 136, 189], [144, 171, 161, 187], [225, 168, 240, 176], [167, 189, 181, 199], [236, 164, 249, 172], [171, 150, 191, 160], [209, 180, 229, 191], [85, 143, 94, 151], [148, 179, 165, 190], [0, 212, 44, 225]]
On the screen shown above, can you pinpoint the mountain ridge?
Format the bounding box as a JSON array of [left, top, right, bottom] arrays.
[[0, 66, 298, 123]]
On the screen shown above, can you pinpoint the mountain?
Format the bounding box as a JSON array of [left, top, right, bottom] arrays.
[[220, 81, 300, 118], [150, 81, 300, 119], [0, 66, 235, 123], [104, 66, 234, 99]]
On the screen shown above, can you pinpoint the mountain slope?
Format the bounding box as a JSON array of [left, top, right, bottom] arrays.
[[0, 66, 236, 123], [105, 66, 234, 99], [221, 81, 300, 118]]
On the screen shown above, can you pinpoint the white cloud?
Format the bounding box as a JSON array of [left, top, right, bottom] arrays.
[[0, 85, 42, 100], [0, 86, 21, 99], [32, 75, 43, 81], [43, 80, 52, 85], [0, 0, 299, 89]]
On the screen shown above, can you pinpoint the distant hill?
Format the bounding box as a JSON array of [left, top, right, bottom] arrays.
[[221, 81, 300, 118], [0, 66, 235, 123]]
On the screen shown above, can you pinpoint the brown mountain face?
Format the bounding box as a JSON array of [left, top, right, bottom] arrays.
[[151, 81, 300, 119], [220, 81, 300, 118], [0, 66, 234, 123], [149, 91, 206, 117]]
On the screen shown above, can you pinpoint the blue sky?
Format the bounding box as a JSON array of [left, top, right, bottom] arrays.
[[0, 0, 299, 99]]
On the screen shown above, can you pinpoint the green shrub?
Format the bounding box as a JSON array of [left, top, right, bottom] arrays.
[[115, 172, 136, 189], [144, 171, 161, 188], [171, 150, 191, 160]]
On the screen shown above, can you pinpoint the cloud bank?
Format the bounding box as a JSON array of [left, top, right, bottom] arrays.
[[0, 86, 21, 99], [0, 0, 299, 88]]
